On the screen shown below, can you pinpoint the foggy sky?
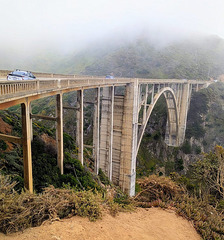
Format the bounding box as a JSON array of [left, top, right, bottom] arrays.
[[0, 0, 224, 54]]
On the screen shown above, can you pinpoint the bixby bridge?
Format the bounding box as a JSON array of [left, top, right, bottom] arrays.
[[0, 75, 210, 196]]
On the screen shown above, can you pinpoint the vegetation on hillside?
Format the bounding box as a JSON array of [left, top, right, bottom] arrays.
[[72, 36, 224, 80], [186, 82, 224, 148]]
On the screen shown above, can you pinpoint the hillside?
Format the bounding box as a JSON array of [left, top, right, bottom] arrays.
[[60, 35, 224, 79]]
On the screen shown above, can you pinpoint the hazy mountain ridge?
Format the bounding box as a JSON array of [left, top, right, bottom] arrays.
[[78, 35, 224, 79], [1, 35, 224, 79]]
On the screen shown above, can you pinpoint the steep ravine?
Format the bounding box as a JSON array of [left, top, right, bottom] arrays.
[[137, 82, 224, 176]]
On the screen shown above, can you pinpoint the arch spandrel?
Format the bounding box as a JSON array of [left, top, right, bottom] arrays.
[[137, 87, 179, 154]]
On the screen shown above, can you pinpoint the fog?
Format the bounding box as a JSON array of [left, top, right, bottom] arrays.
[[0, 0, 224, 61]]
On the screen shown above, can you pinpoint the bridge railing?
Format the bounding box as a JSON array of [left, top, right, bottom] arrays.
[[0, 78, 132, 94], [0, 78, 210, 103], [0, 81, 37, 95], [0, 78, 129, 100]]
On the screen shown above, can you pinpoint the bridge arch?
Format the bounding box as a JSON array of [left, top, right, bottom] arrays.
[[137, 87, 179, 153]]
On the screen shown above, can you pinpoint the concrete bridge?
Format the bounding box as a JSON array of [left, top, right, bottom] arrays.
[[0, 76, 210, 196]]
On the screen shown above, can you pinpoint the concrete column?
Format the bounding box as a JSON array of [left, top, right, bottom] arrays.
[[56, 93, 64, 174], [108, 86, 114, 181], [99, 87, 114, 178], [143, 84, 148, 124], [138, 84, 142, 109], [93, 87, 100, 174], [178, 84, 183, 110], [151, 84, 155, 104], [30, 104, 33, 141], [119, 81, 139, 196], [178, 83, 190, 145], [76, 89, 84, 165], [21, 100, 33, 193]]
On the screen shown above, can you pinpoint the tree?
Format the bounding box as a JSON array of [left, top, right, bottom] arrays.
[[192, 145, 224, 199]]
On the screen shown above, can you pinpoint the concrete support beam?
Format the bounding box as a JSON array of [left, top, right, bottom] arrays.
[[93, 87, 100, 174], [56, 94, 64, 174], [63, 106, 78, 110], [76, 90, 84, 165], [21, 101, 33, 193], [84, 144, 94, 149], [0, 133, 22, 144], [30, 114, 57, 121]]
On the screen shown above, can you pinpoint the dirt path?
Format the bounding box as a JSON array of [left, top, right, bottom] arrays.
[[0, 208, 201, 240]]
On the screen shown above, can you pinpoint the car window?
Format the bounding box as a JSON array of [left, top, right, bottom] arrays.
[[14, 71, 27, 76]]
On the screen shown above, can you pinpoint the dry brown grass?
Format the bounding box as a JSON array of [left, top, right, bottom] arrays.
[[0, 173, 134, 234], [0, 174, 102, 234], [134, 175, 224, 240], [134, 175, 183, 207]]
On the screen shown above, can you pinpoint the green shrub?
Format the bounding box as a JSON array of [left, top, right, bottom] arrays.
[[194, 145, 202, 154], [181, 141, 192, 154], [98, 168, 110, 185], [0, 140, 7, 151]]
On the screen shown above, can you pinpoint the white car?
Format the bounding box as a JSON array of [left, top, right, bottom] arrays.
[[7, 70, 36, 80]]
